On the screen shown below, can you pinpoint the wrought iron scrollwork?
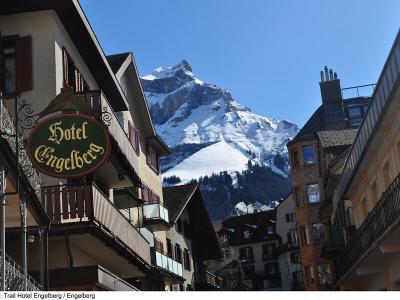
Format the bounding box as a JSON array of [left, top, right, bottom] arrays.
[[16, 99, 40, 136], [101, 106, 112, 126]]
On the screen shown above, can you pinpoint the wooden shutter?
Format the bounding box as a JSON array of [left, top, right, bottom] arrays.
[[128, 121, 134, 144], [135, 128, 140, 155], [15, 35, 32, 93]]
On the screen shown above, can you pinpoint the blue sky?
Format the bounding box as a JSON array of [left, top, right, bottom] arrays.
[[80, 0, 400, 127]]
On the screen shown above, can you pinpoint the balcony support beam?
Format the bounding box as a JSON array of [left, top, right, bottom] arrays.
[[0, 168, 6, 291], [20, 194, 27, 291]]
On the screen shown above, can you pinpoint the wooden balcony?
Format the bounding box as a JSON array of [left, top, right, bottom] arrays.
[[337, 171, 400, 281], [194, 270, 222, 290], [40, 183, 151, 266]]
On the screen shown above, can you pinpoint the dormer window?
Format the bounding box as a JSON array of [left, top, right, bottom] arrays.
[[243, 230, 251, 239]]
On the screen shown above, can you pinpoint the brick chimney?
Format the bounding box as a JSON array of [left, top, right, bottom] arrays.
[[319, 66, 347, 130]]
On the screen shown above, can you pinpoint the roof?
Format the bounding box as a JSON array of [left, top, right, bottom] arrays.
[[163, 183, 197, 223], [288, 105, 325, 145], [317, 129, 358, 149], [106, 52, 171, 156], [288, 97, 371, 147], [107, 53, 131, 74], [163, 184, 222, 260], [220, 210, 279, 246]]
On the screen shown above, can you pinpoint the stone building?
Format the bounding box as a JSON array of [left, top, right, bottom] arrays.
[[286, 66, 371, 290]]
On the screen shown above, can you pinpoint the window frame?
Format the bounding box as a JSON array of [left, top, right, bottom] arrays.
[[302, 145, 316, 166]]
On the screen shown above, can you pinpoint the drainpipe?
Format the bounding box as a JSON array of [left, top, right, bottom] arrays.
[[20, 194, 27, 290], [0, 168, 6, 291]]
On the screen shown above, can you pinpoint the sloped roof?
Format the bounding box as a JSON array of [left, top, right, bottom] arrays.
[[317, 129, 358, 149], [288, 105, 325, 145], [220, 210, 279, 246], [163, 184, 222, 260], [163, 183, 197, 224], [107, 52, 130, 74]]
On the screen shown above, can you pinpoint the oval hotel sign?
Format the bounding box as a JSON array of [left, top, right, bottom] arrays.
[[27, 114, 111, 178]]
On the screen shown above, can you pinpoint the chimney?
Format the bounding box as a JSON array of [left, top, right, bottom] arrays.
[[319, 66, 346, 130]]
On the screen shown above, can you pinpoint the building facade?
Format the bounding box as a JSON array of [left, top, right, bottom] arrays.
[[276, 194, 304, 290], [286, 67, 371, 290], [212, 211, 282, 291], [0, 0, 220, 291], [327, 29, 400, 291]]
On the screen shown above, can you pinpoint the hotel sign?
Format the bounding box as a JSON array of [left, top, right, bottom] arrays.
[[27, 114, 110, 178]]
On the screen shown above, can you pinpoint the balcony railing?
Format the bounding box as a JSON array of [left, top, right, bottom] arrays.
[[143, 200, 170, 230], [337, 171, 400, 280], [194, 271, 222, 289], [335, 30, 400, 206], [151, 248, 183, 278], [83, 91, 139, 175], [0, 249, 41, 291], [41, 183, 151, 265], [0, 98, 40, 194]]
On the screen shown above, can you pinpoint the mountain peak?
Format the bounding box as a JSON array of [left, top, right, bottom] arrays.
[[173, 59, 192, 73]]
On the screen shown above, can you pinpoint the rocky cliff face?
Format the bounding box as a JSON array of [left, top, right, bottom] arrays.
[[141, 60, 299, 219]]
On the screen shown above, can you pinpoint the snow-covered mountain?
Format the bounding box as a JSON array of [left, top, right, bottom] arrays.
[[141, 60, 299, 183]]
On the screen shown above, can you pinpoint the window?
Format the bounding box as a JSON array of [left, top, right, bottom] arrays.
[[312, 223, 324, 244], [285, 213, 295, 223], [147, 145, 159, 172], [174, 244, 182, 263], [1, 35, 32, 95], [304, 266, 315, 287], [262, 243, 276, 260], [166, 239, 173, 257], [300, 226, 310, 245], [239, 247, 254, 261], [348, 106, 362, 119], [243, 230, 251, 239], [141, 185, 160, 204], [176, 218, 183, 234], [154, 239, 164, 252], [383, 161, 390, 187], [183, 249, 191, 271], [223, 249, 231, 261], [302, 145, 316, 165], [292, 270, 303, 286], [290, 252, 300, 264], [307, 184, 320, 203], [183, 220, 191, 239], [361, 197, 368, 218], [287, 231, 298, 246], [264, 262, 279, 275], [128, 121, 140, 155], [242, 265, 255, 277], [318, 264, 333, 285], [266, 225, 274, 235], [292, 151, 300, 168], [371, 181, 378, 205]]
